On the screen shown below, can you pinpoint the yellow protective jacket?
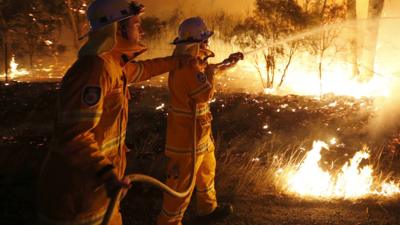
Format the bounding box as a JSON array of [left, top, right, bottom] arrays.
[[166, 51, 216, 157], [38, 50, 182, 225]]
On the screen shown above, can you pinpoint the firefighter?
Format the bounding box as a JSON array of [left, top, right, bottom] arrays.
[[157, 17, 243, 225], [37, 1, 193, 225]]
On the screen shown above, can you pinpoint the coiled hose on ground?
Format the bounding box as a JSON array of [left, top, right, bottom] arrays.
[[100, 104, 199, 225]]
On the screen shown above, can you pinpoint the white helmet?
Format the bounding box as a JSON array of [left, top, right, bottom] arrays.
[[172, 17, 214, 45], [80, 0, 144, 40]]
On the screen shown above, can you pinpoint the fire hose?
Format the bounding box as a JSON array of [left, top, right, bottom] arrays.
[[100, 105, 199, 225], [101, 54, 244, 225]]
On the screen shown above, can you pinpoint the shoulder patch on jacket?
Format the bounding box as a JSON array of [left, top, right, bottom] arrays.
[[196, 72, 207, 83], [82, 86, 101, 106]]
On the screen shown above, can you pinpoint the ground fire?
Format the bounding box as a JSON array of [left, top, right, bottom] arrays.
[[279, 140, 400, 199]]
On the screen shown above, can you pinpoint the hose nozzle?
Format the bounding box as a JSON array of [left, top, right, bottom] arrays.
[[217, 52, 244, 69]]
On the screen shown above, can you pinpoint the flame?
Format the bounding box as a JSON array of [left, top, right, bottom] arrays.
[[0, 56, 30, 80], [0, 57, 62, 81], [236, 57, 391, 98], [209, 36, 395, 98], [281, 141, 400, 199]]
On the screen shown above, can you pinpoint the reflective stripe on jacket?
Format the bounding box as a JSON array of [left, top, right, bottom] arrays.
[[38, 51, 182, 223], [166, 57, 215, 157]]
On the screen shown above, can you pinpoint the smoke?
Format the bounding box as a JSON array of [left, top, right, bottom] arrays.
[[141, 0, 253, 18], [367, 1, 400, 139], [369, 79, 400, 139]]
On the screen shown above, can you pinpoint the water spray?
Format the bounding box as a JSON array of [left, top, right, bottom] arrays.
[[235, 17, 400, 95], [242, 17, 400, 57]]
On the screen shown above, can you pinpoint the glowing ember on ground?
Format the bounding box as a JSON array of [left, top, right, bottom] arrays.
[[155, 103, 165, 110], [280, 141, 400, 199], [44, 40, 53, 46]]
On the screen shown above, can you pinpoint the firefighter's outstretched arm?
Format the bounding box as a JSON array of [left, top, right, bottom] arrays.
[[125, 55, 195, 83], [55, 56, 114, 182]]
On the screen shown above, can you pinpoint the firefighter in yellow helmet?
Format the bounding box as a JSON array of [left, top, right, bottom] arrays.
[[157, 17, 243, 225], [37, 1, 193, 225]]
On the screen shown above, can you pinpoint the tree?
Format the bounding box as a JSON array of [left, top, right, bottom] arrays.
[[0, 6, 9, 78], [15, 5, 63, 67], [347, 0, 359, 78], [141, 16, 167, 41], [206, 11, 240, 43], [231, 0, 307, 90], [0, 0, 65, 71], [304, 1, 346, 96], [165, 8, 184, 30], [42, 0, 89, 51], [362, 0, 385, 80]]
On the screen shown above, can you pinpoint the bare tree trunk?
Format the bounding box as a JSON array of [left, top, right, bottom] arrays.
[[66, 0, 80, 50], [29, 51, 34, 69], [278, 47, 295, 88], [318, 52, 323, 97], [347, 0, 359, 77], [4, 35, 8, 83], [254, 60, 266, 90], [318, 0, 328, 97], [26, 33, 35, 69], [0, 11, 9, 82], [264, 51, 272, 88], [320, 0, 328, 17], [363, 0, 385, 80], [304, 0, 312, 12], [270, 55, 276, 88], [319, 36, 326, 98]]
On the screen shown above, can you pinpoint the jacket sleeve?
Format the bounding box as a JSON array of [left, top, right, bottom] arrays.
[[55, 56, 113, 179], [185, 63, 215, 104], [124, 56, 182, 83]]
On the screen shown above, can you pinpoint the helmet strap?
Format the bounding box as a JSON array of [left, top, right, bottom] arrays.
[[119, 19, 130, 40]]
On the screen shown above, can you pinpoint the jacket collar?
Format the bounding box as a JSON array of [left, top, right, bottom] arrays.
[[111, 36, 148, 67]]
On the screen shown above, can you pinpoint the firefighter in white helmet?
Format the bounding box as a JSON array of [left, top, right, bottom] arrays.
[[157, 17, 243, 225], [37, 1, 193, 225]]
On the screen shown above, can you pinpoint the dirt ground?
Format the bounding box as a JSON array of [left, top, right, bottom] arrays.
[[1, 81, 400, 225]]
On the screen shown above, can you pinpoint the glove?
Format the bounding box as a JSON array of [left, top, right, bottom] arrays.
[[215, 52, 244, 72], [222, 52, 244, 66]]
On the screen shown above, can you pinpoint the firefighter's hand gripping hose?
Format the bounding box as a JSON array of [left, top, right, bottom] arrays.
[[214, 52, 244, 70], [100, 105, 200, 225]]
